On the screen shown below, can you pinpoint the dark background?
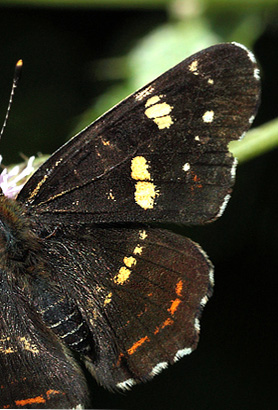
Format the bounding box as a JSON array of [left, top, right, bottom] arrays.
[[0, 2, 277, 410]]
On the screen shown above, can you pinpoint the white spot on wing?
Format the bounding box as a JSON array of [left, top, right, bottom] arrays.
[[194, 318, 200, 332], [182, 162, 191, 172], [174, 347, 193, 362], [200, 295, 209, 307], [202, 110, 214, 123], [209, 268, 215, 286], [249, 115, 255, 124], [232, 42, 256, 64], [117, 378, 136, 390], [149, 361, 168, 377], [254, 67, 260, 81], [135, 85, 154, 101], [216, 193, 231, 219], [231, 42, 260, 81], [231, 158, 238, 179]]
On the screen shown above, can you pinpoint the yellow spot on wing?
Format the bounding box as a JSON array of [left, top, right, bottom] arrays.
[[107, 190, 115, 200], [0, 337, 39, 354], [133, 245, 143, 255], [134, 181, 158, 210], [20, 337, 39, 354], [145, 102, 172, 119], [153, 115, 173, 129], [113, 231, 145, 287], [144, 96, 174, 129], [124, 256, 136, 268], [131, 156, 151, 180], [131, 156, 159, 209], [100, 136, 110, 145], [139, 230, 148, 240], [0, 346, 15, 354], [104, 292, 113, 306], [28, 175, 48, 200], [145, 95, 161, 107], [113, 266, 131, 285], [189, 60, 198, 74]]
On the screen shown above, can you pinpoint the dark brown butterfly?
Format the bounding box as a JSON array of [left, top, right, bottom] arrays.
[[0, 43, 260, 409]]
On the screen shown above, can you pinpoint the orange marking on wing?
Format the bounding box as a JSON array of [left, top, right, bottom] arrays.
[[153, 317, 174, 335], [128, 336, 150, 355], [3, 405, 10, 408], [15, 396, 46, 406], [137, 304, 148, 317], [46, 389, 63, 399], [168, 298, 181, 315], [116, 352, 124, 366], [161, 317, 174, 328], [175, 280, 183, 297], [191, 172, 203, 190]]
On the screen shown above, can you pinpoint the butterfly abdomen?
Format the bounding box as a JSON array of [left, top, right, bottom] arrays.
[[31, 276, 96, 360]]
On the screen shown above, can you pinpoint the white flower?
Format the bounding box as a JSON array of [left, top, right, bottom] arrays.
[[0, 155, 35, 198]]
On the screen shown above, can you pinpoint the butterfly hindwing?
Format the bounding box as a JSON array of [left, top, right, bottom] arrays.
[[37, 226, 212, 390], [18, 43, 260, 225]]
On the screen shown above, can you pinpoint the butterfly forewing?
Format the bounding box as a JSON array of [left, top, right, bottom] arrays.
[[18, 43, 260, 225]]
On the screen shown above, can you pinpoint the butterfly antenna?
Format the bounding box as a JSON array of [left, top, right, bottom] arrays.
[[0, 59, 23, 142]]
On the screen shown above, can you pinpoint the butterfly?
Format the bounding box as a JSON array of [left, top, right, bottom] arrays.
[[0, 42, 260, 409]]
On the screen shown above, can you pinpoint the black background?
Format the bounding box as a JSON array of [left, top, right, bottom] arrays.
[[0, 4, 277, 410]]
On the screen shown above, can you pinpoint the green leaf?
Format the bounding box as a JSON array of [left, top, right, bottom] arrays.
[[230, 118, 278, 163]]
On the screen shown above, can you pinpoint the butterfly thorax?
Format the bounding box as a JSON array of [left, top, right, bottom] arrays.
[[0, 194, 95, 360], [0, 195, 41, 276]]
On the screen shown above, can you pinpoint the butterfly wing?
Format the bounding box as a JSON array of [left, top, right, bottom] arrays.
[[0, 270, 88, 409], [39, 226, 212, 390], [17, 43, 260, 225], [4, 42, 260, 403]]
